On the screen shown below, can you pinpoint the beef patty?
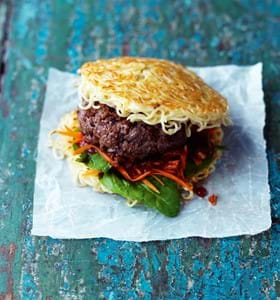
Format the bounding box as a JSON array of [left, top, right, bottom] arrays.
[[78, 104, 187, 164]]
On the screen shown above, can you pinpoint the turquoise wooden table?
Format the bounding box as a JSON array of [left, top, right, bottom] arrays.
[[0, 1, 280, 299]]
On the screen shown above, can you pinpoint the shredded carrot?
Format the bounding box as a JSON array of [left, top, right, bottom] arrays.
[[112, 162, 152, 182], [71, 136, 83, 144], [152, 175, 164, 186], [56, 129, 83, 139], [82, 169, 100, 177], [91, 145, 152, 181], [152, 169, 193, 191], [73, 144, 93, 155], [90, 144, 193, 191], [142, 179, 160, 193], [208, 194, 218, 206]]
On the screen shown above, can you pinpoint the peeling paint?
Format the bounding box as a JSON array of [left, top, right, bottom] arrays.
[[0, 245, 16, 299]]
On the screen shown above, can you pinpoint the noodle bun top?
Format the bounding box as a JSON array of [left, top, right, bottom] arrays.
[[78, 57, 231, 135]]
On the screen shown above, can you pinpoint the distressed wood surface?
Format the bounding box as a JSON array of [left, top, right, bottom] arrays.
[[0, 0, 280, 299]]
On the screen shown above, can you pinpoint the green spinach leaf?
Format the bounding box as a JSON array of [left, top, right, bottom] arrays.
[[77, 152, 180, 217], [76, 152, 90, 163], [100, 172, 180, 217], [185, 157, 214, 178], [87, 153, 111, 172]]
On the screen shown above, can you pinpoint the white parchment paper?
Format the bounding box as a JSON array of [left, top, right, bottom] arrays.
[[31, 63, 271, 241]]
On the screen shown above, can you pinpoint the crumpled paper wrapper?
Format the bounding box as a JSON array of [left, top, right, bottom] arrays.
[[31, 63, 271, 241]]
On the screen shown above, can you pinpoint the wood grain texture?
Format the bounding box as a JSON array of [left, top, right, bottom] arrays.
[[0, 0, 280, 299]]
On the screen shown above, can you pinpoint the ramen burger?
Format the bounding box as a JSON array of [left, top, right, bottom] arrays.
[[51, 57, 231, 217]]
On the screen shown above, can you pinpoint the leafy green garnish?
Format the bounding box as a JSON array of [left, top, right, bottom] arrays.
[[100, 172, 180, 217], [185, 157, 214, 178], [76, 151, 111, 169], [73, 144, 90, 163], [185, 143, 228, 178], [75, 149, 90, 163], [76, 152, 89, 163], [185, 144, 228, 178], [184, 159, 197, 178], [87, 153, 111, 172]]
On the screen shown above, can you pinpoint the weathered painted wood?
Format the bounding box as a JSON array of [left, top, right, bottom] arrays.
[[0, 2, 7, 58], [0, 0, 280, 299]]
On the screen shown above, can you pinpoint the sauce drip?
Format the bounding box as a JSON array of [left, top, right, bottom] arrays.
[[208, 194, 218, 205], [194, 186, 208, 198]]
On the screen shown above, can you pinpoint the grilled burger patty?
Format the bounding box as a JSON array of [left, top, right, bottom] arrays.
[[78, 104, 187, 164]]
